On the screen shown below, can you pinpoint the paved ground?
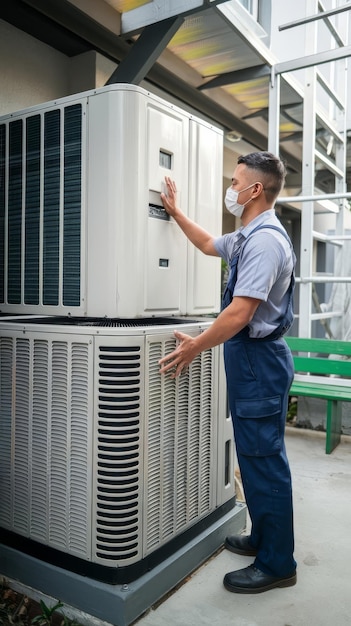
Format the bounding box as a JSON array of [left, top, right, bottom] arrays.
[[134, 428, 351, 626]]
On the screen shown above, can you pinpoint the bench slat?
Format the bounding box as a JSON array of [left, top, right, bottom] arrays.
[[285, 336, 351, 454], [293, 373, 351, 388], [292, 355, 351, 377], [290, 380, 351, 402], [286, 336, 351, 357]]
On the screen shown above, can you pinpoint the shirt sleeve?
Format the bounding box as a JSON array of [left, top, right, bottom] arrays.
[[234, 232, 287, 301], [213, 234, 232, 264]]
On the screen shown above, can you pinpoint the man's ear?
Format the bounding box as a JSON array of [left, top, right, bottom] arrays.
[[253, 181, 264, 197]]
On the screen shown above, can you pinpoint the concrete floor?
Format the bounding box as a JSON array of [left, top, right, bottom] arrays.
[[3, 428, 351, 626], [134, 428, 351, 626]]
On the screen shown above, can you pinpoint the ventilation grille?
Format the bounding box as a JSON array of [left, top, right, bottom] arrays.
[[94, 341, 143, 564], [145, 336, 214, 554], [0, 104, 82, 309], [0, 333, 92, 559], [92, 333, 216, 565]]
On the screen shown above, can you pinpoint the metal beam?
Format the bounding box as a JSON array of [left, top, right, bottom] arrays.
[[315, 149, 344, 179], [121, 0, 229, 35], [198, 64, 270, 91], [277, 192, 351, 203], [316, 109, 345, 143], [243, 101, 302, 118], [275, 45, 351, 75], [106, 16, 184, 85], [317, 0, 345, 47], [297, 276, 351, 283], [4, 0, 302, 174], [278, 3, 351, 32], [313, 231, 351, 241], [20, 0, 120, 53], [316, 70, 345, 110]]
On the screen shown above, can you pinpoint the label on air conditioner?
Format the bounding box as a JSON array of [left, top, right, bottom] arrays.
[[148, 203, 170, 221]]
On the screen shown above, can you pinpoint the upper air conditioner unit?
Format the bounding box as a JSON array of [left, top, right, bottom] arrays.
[[0, 84, 223, 318], [0, 316, 235, 582]]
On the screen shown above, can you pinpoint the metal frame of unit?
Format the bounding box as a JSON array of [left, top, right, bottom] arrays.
[[269, 0, 351, 338]]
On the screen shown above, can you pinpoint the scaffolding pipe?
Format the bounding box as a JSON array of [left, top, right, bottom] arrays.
[[312, 232, 345, 246], [277, 192, 351, 203], [278, 3, 351, 31], [275, 45, 351, 75], [309, 311, 343, 321], [296, 276, 351, 283], [293, 312, 343, 319], [313, 234, 351, 240]]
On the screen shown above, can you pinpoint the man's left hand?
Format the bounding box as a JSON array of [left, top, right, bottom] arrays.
[[159, 331, 197, 378]]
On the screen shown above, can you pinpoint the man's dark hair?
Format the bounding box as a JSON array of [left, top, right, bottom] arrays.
[[238, 151, 286, 202]]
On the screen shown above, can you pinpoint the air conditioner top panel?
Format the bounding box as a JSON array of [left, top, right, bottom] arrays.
[[0, 315, 213, 336], [0, 84, 222, 133], [0, 84, 149, 120]]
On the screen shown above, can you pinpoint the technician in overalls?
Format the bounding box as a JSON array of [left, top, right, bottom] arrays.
[[159, 151, 297, 594]]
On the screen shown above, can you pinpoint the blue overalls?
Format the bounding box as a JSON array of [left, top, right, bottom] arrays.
[[222, 224, 297, 577]]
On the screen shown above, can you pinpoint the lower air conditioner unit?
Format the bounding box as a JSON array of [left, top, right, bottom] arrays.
[[0, 316, 235, 583]]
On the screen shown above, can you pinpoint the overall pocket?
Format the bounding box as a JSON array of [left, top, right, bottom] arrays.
[[234, 395, 282, 456]]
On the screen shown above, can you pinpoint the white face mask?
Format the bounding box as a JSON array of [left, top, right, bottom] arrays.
[[224, 183, 256, 217]]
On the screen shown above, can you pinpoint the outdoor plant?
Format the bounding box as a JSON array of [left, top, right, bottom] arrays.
[[286, 397, 298, 423], [32, 601, 81, 626], [0, 580, 83, 626], [31, 600, 64, 625]]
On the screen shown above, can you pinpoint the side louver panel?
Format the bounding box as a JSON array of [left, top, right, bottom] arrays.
[[0, 332, 93, 559], [93, 337, 144, 566], [92, 332, 217, 567], [144, 335, 215, 555], [0, 103, 84, 314]]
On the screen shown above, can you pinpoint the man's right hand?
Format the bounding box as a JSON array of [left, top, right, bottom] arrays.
[[160, 175, 218, 256], [160, 176, 179, 217]]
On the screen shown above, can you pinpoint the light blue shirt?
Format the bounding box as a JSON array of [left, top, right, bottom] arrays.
[[214, 210, 295, 338]]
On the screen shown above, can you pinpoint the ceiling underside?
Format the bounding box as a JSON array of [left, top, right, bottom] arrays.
[[0, 0, 348, 193]]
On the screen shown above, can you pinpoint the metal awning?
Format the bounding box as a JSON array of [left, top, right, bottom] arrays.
[[1, 0, 343, 185]]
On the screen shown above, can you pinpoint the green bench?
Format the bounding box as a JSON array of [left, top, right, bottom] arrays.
[[285, 337, 351, 454]]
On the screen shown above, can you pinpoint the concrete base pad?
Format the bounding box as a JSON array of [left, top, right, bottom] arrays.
[[0, 503, 246, 626]]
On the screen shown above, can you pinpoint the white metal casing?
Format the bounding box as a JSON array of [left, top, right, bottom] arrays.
[[0, 317, 234, 569], [0, 84, 223, 318]]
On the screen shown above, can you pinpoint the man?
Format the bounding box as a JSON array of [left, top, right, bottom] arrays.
[[159, 151, 297, 594]]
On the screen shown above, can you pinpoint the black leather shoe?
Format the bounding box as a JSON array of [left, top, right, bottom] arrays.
[[224, 535, 257, 556], [223, 564, 297, 594]]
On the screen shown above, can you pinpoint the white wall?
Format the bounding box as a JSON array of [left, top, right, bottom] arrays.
[[0, 20, 70, 116], [270, 0, 308, 63], [0, 19, 120, 117]]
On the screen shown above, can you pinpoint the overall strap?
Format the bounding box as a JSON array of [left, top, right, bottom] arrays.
[[243, 223, 293, 249], [222, 223, 295, 314], [236, 223, 296, 341]]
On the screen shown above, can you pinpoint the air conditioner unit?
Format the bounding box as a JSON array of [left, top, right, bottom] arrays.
[[0, 316, 235, 583], [0, 84, 223, 319]]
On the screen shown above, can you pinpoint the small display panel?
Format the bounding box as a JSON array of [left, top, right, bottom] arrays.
[[159, 150, 172, 169]]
